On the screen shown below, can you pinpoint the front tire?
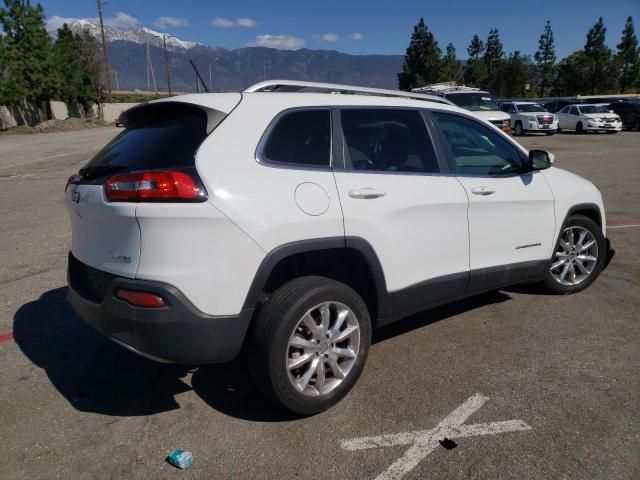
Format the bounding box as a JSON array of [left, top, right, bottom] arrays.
[[542, 215, 606, 294], [249, 276, 371, 415], [576, 122, 584, 134], [514, 121, 523, 136]]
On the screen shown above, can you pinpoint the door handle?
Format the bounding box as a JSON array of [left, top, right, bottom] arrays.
[[348, 187, 387, 199], [470, 186, 496, 196]]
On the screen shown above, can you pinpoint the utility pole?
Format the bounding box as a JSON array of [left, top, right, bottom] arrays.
[[114, 70, 119, 91], [162, 34, 172, 95], [97, 0, 112, 103], [209, 63, 213, 92]]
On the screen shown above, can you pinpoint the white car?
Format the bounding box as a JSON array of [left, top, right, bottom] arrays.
[[413, 84, 511, 133], [557, 104, 622, 133], [65, 80, 612, 414], [500, 101, 558, 136]]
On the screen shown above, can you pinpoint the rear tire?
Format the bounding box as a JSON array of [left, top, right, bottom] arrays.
[[249, 276, 371, 415], [541, 215, 606, 295]]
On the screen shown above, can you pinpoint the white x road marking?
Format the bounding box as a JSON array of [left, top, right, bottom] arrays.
[[341, 393, 532, 480]]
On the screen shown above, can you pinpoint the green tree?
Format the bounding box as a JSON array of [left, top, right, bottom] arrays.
[[464, 33, 486, 86], [52, 24, 96, 114], [501, 51, 532, 98], [440, 43, 462, 82], [616, 16, 639, 92], [552, 51, 592, 96], [584, 17, 614, 94], [398, 18, 442, 90], [0, 0, 56, 123], [483, 28, 504, 92], [534, 21, 556, 96]]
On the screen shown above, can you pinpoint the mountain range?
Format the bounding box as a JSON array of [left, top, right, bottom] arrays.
[[58, 20, 404, 92]]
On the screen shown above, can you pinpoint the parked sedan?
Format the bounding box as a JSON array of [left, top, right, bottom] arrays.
[[557, 104, 622, 133], [608, 101, 640, 131]]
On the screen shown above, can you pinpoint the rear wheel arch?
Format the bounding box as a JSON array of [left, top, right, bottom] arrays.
[[242, 237, 391, 324]]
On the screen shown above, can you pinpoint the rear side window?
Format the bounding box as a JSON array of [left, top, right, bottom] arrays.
[[84, 103, 209, 172], [262, 110, 331, 167], [340, 109, 439, 173]]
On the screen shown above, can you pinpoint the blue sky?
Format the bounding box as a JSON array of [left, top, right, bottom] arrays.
[[41, 0, 639, 58]]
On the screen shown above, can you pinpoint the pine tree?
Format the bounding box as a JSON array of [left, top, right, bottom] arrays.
[[464, 34, 486, 86], [483, 28, 504, 91], [616, 16, 639, 93], [584, 17, 613, 94], [79, 28, 103, 119], [502, 51, 532, 98], [534, 21, 556, 96], [552, 51, 592, 96], [440, 43, 462, 82], [0, 0, 56, 123], [52, 24, 96, 114], [398, 18, 442, 90]]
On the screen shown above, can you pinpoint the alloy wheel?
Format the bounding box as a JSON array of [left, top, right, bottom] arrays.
[[286, 301, 360, 397], [550, 226, 599, 286]]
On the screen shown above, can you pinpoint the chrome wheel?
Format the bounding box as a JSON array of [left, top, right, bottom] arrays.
[[550, 226, 599, 286], [286, 301, 360, 397]]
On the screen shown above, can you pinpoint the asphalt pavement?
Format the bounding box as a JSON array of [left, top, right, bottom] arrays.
[[0, 127, 638, 479]]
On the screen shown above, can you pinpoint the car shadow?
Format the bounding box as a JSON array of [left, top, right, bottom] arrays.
[[14, 287, 511, 422]]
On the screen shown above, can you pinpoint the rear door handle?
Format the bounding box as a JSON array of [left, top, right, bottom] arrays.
[[470, 186, 496, 196], [349, 187, 387, 199]]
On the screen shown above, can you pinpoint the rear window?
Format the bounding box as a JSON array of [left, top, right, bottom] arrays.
[[83, 103, 209, 173]]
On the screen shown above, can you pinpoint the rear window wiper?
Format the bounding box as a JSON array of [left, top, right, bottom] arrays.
[[78, 164, 129, 179]]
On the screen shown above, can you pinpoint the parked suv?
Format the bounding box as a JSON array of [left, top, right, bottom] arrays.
[[66, 80, 612, 414], [608, 101, 640, 130], [500, 101, 558, 136]]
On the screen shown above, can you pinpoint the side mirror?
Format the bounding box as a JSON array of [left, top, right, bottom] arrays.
[[529, 149, 554, 170]]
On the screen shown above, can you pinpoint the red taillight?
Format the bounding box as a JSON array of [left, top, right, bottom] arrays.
[[65, 174, 75, 192], [116, 289, 166, 308], [104, 171, 205, 202]]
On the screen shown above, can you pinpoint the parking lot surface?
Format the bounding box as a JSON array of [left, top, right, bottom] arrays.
[[1, 128, 639, 479]]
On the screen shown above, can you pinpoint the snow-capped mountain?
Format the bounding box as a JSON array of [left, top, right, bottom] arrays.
[[51, 19, 199, 50]]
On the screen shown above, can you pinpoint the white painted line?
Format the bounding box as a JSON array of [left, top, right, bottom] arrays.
[[608, 224, 640, 229], [341, 393, 532, 480], [0, 146, 100, 170]]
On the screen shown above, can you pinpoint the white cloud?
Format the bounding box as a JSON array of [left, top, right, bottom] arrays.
[[211, 17, 257, 28], [153, 16, 189, 28], [315, 33, 339, 42], [250, 34, 305, 50], [211, 17, 235, 28], [46, 15, 90, 31], [350, 32, 364, 40], [236, 17, 256, 27], [109, 12, 139, 28]]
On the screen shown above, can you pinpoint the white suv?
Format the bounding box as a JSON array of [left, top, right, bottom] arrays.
[[66, 80, 612, 414], [500, 101, 558, 136]]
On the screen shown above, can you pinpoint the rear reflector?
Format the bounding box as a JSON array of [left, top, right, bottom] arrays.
[[116, 289, 166, 308], [104, 170, 206, 202]]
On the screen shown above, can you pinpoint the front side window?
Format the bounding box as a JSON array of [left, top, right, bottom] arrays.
[[432, 112, 525, 176], [262, 110, 330, 167], [340, 109, 439, 173]]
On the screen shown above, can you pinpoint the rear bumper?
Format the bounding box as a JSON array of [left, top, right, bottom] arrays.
[[67, 254, 253, 364]]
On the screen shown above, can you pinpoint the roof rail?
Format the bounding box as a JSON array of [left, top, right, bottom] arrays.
[[243, 80, 455, 106], [412, 82, 480, 94]]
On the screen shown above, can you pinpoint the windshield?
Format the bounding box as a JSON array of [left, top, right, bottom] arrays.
[[579, 105, 611, 114], [445, 92, 499, 111], [517, 104, 547, 113]]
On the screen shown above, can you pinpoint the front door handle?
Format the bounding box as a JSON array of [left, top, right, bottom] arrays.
[[470, 186, 496, 196], [349, 187, 387, 199]]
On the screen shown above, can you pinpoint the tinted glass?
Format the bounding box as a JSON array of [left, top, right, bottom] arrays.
[[340, 109, 439, 173], [580, 105, 610, 114], [444, 92, 499, 111], [85, 103, 208, 172], [517, 104, 546, 113], [263, 110, 330, 167], [433, 112, 525, 175]]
